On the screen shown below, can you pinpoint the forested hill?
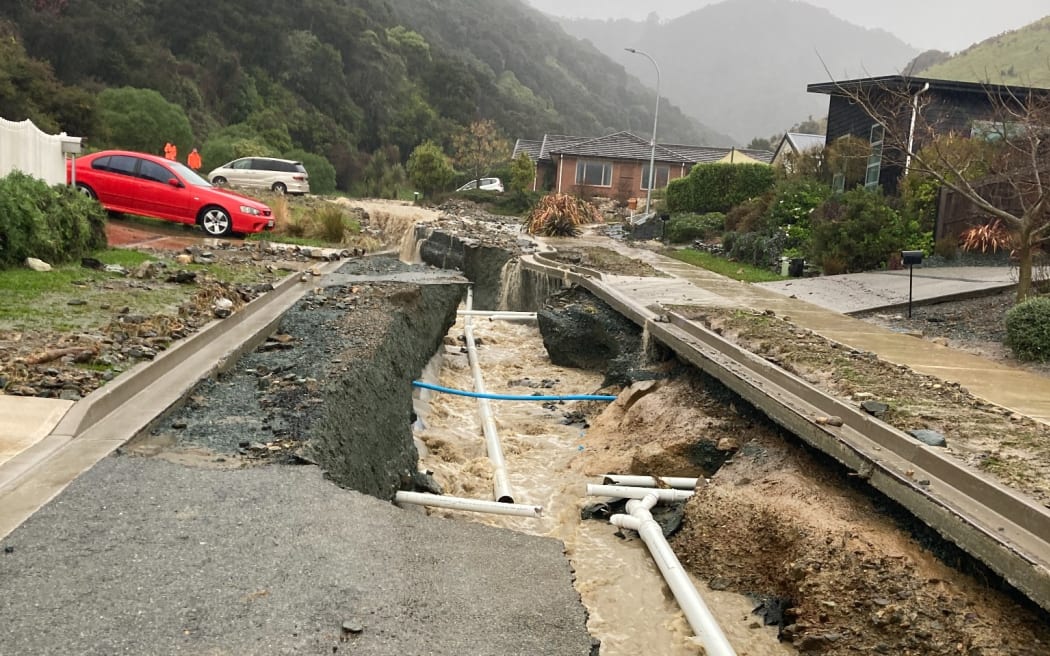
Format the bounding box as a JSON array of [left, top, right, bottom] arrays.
[[553, 0, 918, 144], [914, 16, 1050, 87], [0, 0, 729, 193]]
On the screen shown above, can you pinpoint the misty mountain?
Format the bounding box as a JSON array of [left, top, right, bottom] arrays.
[[552, 0, 918, 143]]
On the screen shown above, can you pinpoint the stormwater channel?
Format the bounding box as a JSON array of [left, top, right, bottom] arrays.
[[410, 313, 791, 655]]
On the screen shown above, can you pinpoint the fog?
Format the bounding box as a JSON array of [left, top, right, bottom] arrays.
[[525, 0, 1048, 52]]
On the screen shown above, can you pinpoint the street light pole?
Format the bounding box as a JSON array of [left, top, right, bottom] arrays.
[[625, 47, 660, 216]]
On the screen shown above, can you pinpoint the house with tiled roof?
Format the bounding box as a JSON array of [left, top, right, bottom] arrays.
[[511, 131, 772, 205]]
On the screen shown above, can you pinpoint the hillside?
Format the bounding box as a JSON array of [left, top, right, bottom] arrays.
[[0, 0, 730, 193], [918, 16, 1050, 87], [554, 0, 918, 143]]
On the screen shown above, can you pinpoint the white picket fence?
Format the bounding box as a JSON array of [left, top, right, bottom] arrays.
[[0, 116, 81, 185]]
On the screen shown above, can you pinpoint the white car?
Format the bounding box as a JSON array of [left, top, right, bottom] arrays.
[[207, 157, 310, 195], [456, 177, 503, 192]]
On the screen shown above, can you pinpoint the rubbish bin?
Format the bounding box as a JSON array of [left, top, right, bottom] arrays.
[[788, 258, 805, 277], [780, 257, 790, 276]]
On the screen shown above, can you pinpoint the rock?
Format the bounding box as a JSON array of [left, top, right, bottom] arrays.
[[341, 619, 364, 634], [908, 429, 946, 447], [67, 299, 87, 306], [617, 380, 658, 411], [796, 634, 831, 651], [166, 270, 197, 284], [104, 264, 129, 275], [815, 415, 844, 427], [716, 437, 739, 451], [861, 400, 889, 417], [81, 257, 104, 270], [25, 257, 52, 272], [175, 253, 193, 265], [213, 297, 234, 318]]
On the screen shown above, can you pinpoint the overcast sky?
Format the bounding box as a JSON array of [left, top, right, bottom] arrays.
[[526, 0, 1049, 52]]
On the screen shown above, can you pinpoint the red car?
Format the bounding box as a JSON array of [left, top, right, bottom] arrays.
[[67, 150, 274, 236]]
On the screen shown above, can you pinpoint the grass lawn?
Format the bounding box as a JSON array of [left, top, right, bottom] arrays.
[[0, 248, 275, 332], [669, 248, 787, 283]]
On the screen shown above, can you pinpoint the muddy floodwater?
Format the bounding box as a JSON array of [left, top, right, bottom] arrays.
[[411, 314, 792, 655]]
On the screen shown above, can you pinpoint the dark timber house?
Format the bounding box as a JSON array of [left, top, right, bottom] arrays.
[[808, 75, 1050, 195], [809, 75, 1050, 238]]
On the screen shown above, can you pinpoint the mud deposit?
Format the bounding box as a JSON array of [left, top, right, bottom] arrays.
[[577, 369, 1050, 655]]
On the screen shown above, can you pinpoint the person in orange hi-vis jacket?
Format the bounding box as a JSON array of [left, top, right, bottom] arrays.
[[163, 142, 174, 160], [167, 142, 178, 161], [187, 148, 201, 170]]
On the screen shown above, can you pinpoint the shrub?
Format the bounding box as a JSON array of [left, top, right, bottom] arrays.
[[665, 212, 725, 243], [286, 149, 337, 195], [665, 163, 774, 214], [721, 230, 737, 255], [1005, 296, 1050, 361], [727, 231, 784, 268], [724, 194, 773, 233], [807, 188, 914, 272], [526, 194, 601, 236], [315, 205, 348, 243], [0, 172, 107, 269]]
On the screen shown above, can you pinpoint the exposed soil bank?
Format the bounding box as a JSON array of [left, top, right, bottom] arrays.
[[575, 366, 1050, 655], [149, 256, 467, 500]]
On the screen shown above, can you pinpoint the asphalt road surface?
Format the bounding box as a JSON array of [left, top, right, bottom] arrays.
[[0, 457, 594, 655]]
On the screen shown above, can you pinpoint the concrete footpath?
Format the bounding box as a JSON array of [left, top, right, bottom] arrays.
[[754, 265, 1016, 314], [590, 243, 1050, 424]]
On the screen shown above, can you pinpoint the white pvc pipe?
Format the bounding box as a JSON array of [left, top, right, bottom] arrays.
[[602, 474, 701, 490], [610, 494, 737, 656], [464, 288, 515, 503], [586, 484, 694, 503], [395, 491, 542, 518]]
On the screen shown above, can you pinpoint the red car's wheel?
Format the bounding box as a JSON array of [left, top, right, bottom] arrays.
[[75, 183, 97, 200], [199, 206, 233, 237]]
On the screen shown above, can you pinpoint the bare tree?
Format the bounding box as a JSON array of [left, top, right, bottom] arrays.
[[451, 119, 511, 189], [822, 76, 1050, 300]]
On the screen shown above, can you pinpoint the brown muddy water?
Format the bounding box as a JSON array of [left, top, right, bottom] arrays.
[[411, 314, 792, 655]]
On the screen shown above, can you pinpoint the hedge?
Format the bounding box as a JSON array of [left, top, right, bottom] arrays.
[[0, 171, 107, 269], [665, 163, 774, 214]]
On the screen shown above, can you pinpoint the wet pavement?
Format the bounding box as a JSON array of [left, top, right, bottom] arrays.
[[754, 266, 1015, 314]]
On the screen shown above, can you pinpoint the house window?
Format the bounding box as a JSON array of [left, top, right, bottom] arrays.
[[640, 163, 670, 190], [865, 123, 884, 190], [576, 160, 612, 187], [971, 120, 1024, 141]]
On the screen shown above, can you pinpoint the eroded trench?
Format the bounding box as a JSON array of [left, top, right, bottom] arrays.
[[136, 224, 1050, 656]]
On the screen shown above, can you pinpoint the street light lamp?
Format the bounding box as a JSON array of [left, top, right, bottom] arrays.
[[625, 47, 660, 216]]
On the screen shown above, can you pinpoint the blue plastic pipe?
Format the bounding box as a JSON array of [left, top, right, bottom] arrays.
[[413, 380, 617, 402]]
